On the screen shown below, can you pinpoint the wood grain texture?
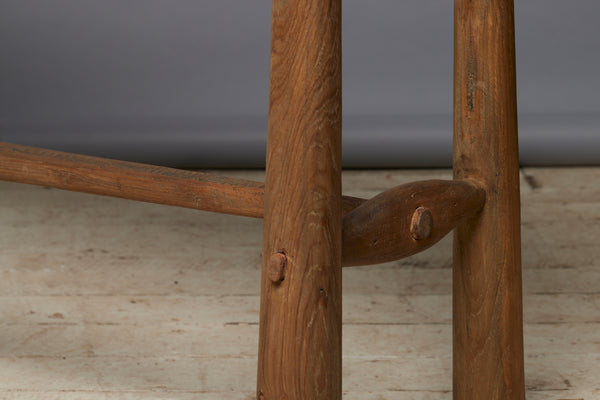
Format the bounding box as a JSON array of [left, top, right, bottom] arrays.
[[342, 180, 485, 267], [257, 0, 342, 399], [0, 141, 265, 218], [0, 141, 363, 218], [1, 167, 599, 398], [0, 142, 489, 267], [453, 0, 525, 399]]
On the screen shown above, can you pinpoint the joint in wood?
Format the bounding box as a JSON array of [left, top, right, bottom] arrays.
[[342, 179, 486, 267], [410, 206, 433, 240], [267, 252, 288, 283]]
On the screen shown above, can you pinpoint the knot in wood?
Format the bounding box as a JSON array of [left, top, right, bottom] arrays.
[[268, 252, 287, 283], [410, 207, 433, 240]]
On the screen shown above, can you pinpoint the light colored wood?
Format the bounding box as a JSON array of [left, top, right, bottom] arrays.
[[521, 167, 600, 203], [1, 168, 599, 399], [2, 292, 599, 327], [342, 180, 485, 266], [1, 354, 598, 395], [0, 141, 363, 218], [1, 391, 597, 400], [257, 0, 342, 398], [453, 0, 525, 398], [3, 233, 599, 297], [1, 392, 598, 400], [2, 312, 599, 359]]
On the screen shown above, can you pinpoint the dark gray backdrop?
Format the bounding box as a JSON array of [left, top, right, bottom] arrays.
[[1, 0, 598, 167]]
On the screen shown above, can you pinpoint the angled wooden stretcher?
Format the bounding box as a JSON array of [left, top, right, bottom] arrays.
[[0, 0, 525, 398]]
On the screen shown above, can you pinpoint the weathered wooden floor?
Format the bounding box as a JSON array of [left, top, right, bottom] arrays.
[[1, 168, 598, 399]]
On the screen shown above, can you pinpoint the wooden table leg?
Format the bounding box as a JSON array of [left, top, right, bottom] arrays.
[[453, 0, 526, 399], [257, 0, 342, 399]]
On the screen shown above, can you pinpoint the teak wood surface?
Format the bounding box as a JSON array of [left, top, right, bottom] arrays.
[[0, 141, 363, 219], [0, 142, 486, 268], [0, 0, 529, 397], [342, 179, 485, 267], [257, 0, 343, 398], [0, 142, 265, 218], [453, 0, 525, 399], [2, 168, 599, 399]]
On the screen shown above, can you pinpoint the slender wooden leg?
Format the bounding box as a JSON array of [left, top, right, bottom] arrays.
[[257, 0, 342, 399], [453, 0, 525, 399]]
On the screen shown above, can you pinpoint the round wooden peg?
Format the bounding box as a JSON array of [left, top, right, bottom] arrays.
[[410, 207, 433, 240], [268, 253, 288, 283]]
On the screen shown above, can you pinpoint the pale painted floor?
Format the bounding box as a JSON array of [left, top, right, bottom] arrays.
[[0, 168, 598, 400]]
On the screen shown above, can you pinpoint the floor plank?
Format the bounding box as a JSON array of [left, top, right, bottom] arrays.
[[1, 168, 598, 398], [2, 322, 598, 358], [0, 354, 597, 394]]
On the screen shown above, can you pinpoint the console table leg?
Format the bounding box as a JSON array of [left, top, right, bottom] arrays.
[[453, 0, 526, 399], [257, 0, 342, 399]]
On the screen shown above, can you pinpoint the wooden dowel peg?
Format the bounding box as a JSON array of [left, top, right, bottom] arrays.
[[410, 207, 433, 240], [268, 253, 287, 283]]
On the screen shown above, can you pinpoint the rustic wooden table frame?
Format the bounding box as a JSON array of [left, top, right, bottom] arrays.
[[0, 0, 525, 398]]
